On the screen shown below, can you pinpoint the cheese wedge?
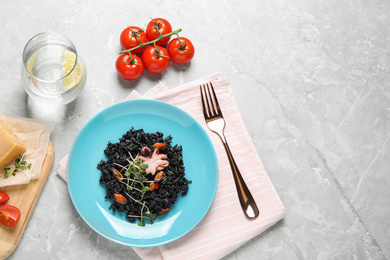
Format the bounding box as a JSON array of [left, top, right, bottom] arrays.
[[0, 121, 27, 170]]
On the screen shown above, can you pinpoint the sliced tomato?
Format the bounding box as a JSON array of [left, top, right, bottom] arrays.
[[0, 205, 21, 228], [0, 191, 10, 205]]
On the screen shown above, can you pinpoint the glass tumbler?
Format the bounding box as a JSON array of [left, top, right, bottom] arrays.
[[21, 32, 86, 104]]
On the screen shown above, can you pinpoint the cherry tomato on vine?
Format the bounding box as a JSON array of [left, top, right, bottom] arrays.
[[0, 204, 21, 228], [167, 37, 195, 64], [120, 26, 147, 54], [146, 18, 172, 46], [0, 191, 9, 205], [142, 45, 170, 74], [116, 53, 144, 80]]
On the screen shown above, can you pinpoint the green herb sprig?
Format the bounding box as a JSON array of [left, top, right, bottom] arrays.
[[113, 153, 155, 226], [123, 191, 156, 226], [3, 153, 32, 178], [114, 158, 151, 197]]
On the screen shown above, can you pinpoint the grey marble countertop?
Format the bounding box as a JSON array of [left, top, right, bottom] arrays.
[[1, 0, 389, 259]]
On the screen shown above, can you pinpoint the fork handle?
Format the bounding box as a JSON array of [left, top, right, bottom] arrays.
[[221, 139, 260, 219]]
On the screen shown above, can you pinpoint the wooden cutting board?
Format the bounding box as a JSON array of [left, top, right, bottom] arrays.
[[0, 141, 54, 260]]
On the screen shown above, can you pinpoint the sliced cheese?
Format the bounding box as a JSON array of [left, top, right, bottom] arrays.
[[0, 121, 27, 170]]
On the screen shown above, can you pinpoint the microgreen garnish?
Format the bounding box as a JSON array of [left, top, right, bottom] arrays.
[[123, 192, 156, 226], [113, 153, 160, 226], [115, 158, 151, 196], [2, 153, 32, 178]]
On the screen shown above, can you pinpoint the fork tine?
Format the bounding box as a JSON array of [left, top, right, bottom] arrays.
[[209, 83, 221, 114], [200, 84, 211, 118], [202, 84, 213, 117], [200, 85, 207, 117], [204, 84, 214, 116], [205, 83, 216, 116]]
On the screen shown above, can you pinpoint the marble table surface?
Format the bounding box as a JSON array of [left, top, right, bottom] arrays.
[[1, 0, 389, 259]]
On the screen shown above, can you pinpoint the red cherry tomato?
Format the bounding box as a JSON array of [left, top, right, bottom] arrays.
[[115, 53, 144, 80], [0, 205, 21, 228], [120, 26, 147, 54], [146, 18, 172, 46], [167, 37, 195, 64], [142, 45, 170, 74], [0, 191, 10, 205]]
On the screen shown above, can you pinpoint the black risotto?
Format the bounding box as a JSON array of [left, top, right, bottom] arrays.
[[97, 127, 191, 226]]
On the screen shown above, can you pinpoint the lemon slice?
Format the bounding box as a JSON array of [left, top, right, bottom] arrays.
[[26, 52, 41, 87], [62, 50, 84, 91], [27, 52, 39, 74]]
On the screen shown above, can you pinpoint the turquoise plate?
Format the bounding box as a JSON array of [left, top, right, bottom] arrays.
[[67, 99, 218, 247]]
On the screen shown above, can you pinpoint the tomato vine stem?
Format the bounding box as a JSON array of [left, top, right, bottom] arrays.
[[119, 28, 182, 54]]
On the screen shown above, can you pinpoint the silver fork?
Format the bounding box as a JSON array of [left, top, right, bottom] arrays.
[[200, 83, 259, 219]]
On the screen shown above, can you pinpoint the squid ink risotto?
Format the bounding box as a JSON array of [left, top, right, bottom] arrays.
[[97, 127, 191, 226]]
